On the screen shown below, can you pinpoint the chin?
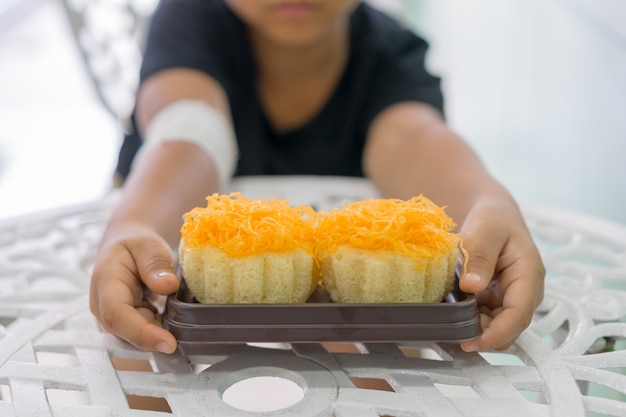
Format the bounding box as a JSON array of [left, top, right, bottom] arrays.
[[262, 23, 337, 48]]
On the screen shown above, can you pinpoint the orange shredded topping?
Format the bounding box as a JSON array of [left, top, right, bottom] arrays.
[[180, 192, 318, 257], [181, 193, 463, 270], [315, 196, 460, 265]]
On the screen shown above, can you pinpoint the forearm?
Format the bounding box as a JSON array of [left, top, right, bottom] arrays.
[[363, 103, 517, 226], [100, 69, 232, 247], [104, 142, 220, 247]]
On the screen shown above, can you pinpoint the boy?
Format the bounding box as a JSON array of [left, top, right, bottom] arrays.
[[90, 0, 545, 354]]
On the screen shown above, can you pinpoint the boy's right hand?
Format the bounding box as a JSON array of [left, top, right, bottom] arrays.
[[89, 225, 180, 353]]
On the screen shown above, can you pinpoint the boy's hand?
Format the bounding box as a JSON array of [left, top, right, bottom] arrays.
[[458, 199, 545, 352], [89, 226, 180, 353]]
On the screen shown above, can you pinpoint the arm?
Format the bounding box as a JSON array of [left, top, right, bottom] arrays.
[[363, 102, 545, 351], [90, 68, 231, 353]]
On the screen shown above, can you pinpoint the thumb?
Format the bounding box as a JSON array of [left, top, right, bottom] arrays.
[[459, 223, 503, 295], [130, 237, 180, 295]]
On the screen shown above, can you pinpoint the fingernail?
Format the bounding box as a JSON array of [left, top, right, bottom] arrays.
[[156, 341, 174, 354], [464, 272, 482, 282], [462, 343, 479, 352], [155, 271, 175, 280]]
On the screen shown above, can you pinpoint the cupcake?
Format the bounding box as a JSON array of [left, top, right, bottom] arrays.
[[315, 196, 460, 303], [179, 192, 319, 304]]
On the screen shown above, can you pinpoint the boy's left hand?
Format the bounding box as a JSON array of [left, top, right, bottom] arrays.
[[457, 199, 546, 352]]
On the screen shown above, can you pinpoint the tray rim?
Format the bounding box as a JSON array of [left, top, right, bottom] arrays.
[[162, 275, 482, 344]]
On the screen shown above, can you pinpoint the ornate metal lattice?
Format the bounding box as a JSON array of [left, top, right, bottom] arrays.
[[59, 0, 157, 124], [0, 178, 625, 416]]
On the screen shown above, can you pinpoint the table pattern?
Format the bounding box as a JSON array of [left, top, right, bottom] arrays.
[[60, 0, 156, 121], [0, 177, 625, 416]]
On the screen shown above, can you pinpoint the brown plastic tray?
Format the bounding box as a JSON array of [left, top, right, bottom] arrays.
[[163, 273, 481, 347]]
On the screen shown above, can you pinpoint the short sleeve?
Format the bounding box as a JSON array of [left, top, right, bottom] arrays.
[[353, 7, 444, 126], [139, 0, 245, 91]]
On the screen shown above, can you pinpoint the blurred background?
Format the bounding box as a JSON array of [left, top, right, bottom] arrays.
[[0, 0, 624, 224]]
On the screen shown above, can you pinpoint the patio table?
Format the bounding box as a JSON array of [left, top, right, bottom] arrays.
[[1, 176, 625, 416]]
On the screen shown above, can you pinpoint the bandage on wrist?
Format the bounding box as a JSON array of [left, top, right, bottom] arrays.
[[135, 99, 238, 192]]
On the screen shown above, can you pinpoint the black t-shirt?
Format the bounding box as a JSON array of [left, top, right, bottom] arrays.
[[116, 0, 444, 179]]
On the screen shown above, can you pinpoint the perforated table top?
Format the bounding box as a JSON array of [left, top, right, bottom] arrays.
[[1, 177, 625, 417]]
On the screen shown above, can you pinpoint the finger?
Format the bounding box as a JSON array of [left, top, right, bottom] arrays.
[[464, 274, 539, 352], [460, 312, 492, 352], [473, 279, 504, 311], [105, 303, 177, 353], [97, 275, 177, 353], [480, 244, 545, 350], [137, 299, 159, 315], [128, 236, 180, 295], [91, 257, 177, 353], [473, 309, 526, 352], [90, 249, 139, 324], [458, 215, 507, 294]]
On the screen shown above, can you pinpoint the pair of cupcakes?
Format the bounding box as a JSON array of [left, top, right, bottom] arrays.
[[178, 192, 460, 305]]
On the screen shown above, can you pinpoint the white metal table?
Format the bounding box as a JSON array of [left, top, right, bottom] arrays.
[[1, 176, 625, 417]]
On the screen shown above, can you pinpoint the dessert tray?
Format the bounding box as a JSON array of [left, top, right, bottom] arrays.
[[163, 274, 481, 349]]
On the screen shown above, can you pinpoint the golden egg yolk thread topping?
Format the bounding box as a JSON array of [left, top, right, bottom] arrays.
[[315, 195, 460, 267], [181, 192, 318, 257], [181, 193, 462, 269]]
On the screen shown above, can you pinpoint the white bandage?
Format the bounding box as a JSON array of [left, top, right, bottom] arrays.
[[135, 99, 238, 192]]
